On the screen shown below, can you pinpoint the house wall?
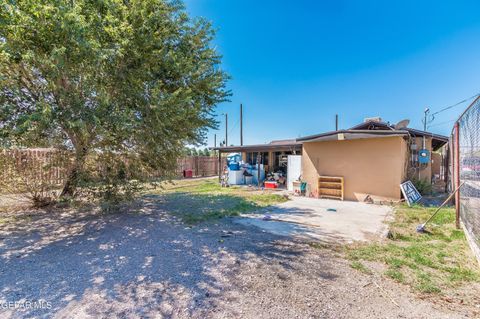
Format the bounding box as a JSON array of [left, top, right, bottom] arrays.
[[431, 152, 442, 179], [302, 136, 408, 201]]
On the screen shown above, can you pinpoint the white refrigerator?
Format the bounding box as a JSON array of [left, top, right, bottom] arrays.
[[287, 155, 302, 191]]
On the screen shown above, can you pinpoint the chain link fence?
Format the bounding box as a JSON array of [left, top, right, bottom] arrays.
[[452, 96, 480, 261]]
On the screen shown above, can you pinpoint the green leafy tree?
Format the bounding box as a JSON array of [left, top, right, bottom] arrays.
[[0, 0, 229, 197], [183, 147, 192, 156], [203, 147, 211, 157]]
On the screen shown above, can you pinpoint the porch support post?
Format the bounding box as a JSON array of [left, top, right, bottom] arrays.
[[242, 152, 247, 162], [268, 151, 274, 173]]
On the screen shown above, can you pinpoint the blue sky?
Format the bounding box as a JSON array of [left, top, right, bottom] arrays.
[[184, 0, 480, 147]]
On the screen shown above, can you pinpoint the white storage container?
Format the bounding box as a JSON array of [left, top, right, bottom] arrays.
[[228, 170, 244, 185]]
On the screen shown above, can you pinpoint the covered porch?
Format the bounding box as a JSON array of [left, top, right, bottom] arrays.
[[213, 139, 302, 187]]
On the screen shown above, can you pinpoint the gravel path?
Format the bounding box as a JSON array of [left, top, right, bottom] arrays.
[[0, 195, 472, 318]]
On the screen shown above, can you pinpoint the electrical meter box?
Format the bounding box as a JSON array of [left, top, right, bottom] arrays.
[[418, 149, 430, 164]]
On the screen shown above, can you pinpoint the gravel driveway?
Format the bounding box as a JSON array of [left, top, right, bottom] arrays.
[[0, 195, 469, 318]]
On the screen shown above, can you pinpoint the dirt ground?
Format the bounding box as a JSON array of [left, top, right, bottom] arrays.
[[0, 194, 476, 318]]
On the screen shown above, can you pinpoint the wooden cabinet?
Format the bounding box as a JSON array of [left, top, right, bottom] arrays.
[[318, 176, 344, 200]]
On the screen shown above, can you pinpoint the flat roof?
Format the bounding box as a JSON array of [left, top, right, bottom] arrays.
[[298, 120, 448, 150], [297, 129, 409, 142], [348, 120, 448, 140], [213, 139, 301, 152], [213, 120, 449, 152]]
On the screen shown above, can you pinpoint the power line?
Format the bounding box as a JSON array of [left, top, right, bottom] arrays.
[[431, 93, 480, 116], [426, 92, 480, 130], [427, 119, 456, 128], [228, 118, 240, 136], [229, 120, 239, 134]]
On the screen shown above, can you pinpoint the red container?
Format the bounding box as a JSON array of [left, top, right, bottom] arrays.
[[264, 181, 278, 189], [183, 169, 193, 178]]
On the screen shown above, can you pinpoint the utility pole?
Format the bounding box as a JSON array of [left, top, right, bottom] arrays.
[[224, 113, 228, 147], [335, 114, 339, 131], [240, 104, 243, 146], [214, 134, 216, 149]]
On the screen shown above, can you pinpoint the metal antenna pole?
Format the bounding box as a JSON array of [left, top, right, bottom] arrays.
[[423, 108, 429, 149]]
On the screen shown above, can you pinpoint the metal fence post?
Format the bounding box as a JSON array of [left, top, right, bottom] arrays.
[[454, 122, 460, 229]]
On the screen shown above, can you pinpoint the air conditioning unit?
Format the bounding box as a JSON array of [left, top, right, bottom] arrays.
[[364, 116, 382, 123]]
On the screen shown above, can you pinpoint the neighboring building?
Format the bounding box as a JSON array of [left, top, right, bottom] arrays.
[[214, 118, 448, 202]]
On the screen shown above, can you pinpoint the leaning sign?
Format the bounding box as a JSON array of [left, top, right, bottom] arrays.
[[400, 181, 422, 206]]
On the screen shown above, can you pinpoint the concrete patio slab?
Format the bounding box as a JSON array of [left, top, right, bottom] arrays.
[[236, 196, 393, 243]]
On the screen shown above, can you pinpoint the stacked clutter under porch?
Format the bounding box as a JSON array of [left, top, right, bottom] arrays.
[[213, 139, 303, 190]]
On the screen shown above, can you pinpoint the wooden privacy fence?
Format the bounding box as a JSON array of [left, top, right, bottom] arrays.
[[176, 156, 226, 177], [0, 148, 71, 189], [0, 149, 223, 192]]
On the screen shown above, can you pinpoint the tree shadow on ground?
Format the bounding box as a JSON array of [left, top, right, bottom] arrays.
[[147, 192, 269, 224], [0, 193, 339, 318]]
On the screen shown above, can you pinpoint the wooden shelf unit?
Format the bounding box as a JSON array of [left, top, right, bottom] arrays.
[[317, 176, 344, 200]]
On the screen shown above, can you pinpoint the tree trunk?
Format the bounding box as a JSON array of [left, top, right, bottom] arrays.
[[60, 147, 88, 199]]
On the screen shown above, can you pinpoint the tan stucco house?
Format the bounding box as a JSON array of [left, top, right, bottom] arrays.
[[215, 118, 448, 202]]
